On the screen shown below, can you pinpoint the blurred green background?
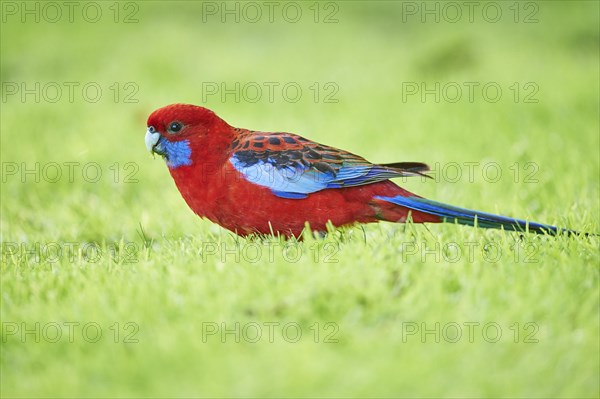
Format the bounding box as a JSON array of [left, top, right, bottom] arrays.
[[1, 1, 599, 398]]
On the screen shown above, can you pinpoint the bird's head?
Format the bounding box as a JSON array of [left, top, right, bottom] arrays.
[[145, 104, 233, 169]]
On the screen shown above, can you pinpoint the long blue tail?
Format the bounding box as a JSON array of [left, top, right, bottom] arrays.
[[376, 195, 577, 235]]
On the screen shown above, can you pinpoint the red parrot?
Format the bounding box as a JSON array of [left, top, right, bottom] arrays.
[[145, 103, 572, 237]]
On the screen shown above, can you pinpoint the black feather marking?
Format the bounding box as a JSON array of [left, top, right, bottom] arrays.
[[380, 162, 430, 172], [313, 162, 337, 174], [275, 154, 289, 164], [321, 153, 341, 160], [287, 151, 302, 160], [253, 142, 264, 148], [234, 151, 259, 166], [379, 162, 432, 179], [268, 137, 281, 145], [282, 136, 297, 144], [304, 149, 321, 160]]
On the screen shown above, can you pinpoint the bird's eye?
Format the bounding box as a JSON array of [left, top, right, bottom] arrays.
[[167, 121, 183, 134]]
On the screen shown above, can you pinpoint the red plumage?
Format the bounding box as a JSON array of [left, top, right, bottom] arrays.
[[145, 104, 568, 237], [146, 104, 439, 237]]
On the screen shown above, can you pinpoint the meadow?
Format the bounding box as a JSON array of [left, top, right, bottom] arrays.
[[1, 1, 599, 397]]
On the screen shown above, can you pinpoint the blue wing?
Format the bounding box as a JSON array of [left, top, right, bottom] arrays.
[[229, 131, 429, 199]]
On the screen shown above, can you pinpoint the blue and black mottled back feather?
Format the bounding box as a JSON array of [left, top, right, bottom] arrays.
[[229, 130, 430, 198]]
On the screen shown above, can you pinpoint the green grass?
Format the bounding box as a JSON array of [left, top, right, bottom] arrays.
[[1, 1, 599, 397]]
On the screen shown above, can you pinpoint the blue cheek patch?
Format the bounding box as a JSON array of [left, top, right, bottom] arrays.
[[163, 139, 192, 169]]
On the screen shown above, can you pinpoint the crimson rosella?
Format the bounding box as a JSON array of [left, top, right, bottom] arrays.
[[145, 104, 572, 237]]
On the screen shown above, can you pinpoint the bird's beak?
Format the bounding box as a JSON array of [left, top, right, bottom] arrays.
[[145, 127, 165, 156]]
